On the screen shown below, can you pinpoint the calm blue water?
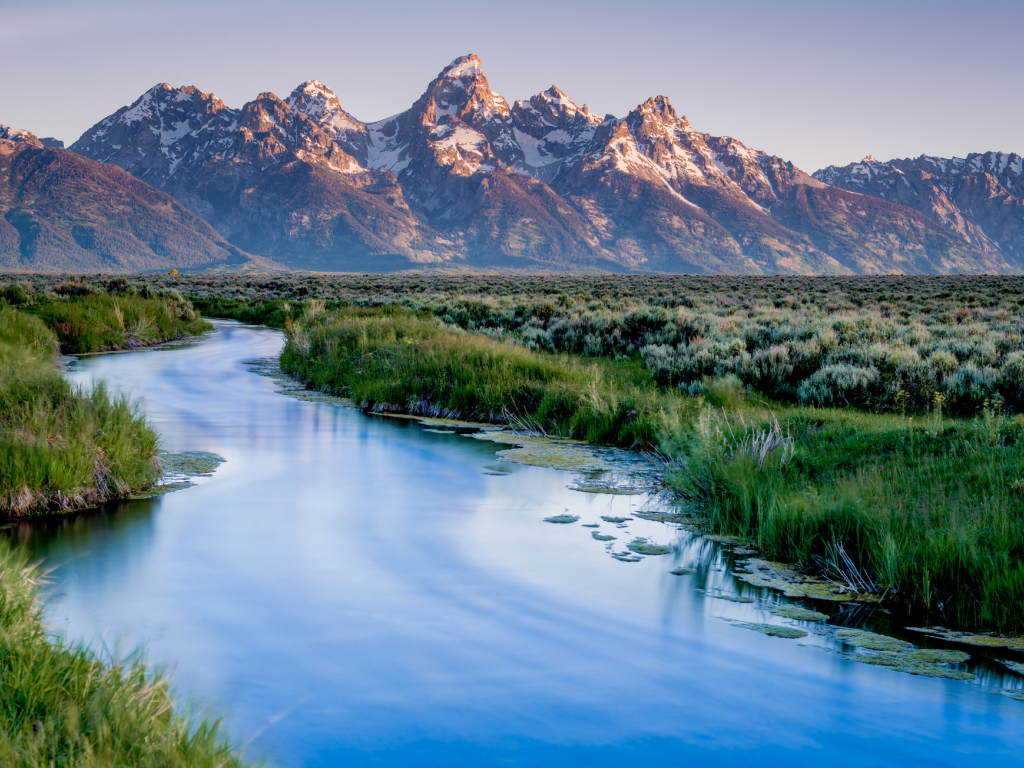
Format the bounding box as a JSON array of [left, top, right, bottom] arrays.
[[10, 321, 1024, 767]]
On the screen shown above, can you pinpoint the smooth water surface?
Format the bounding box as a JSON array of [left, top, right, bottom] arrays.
[[10, 321, 1024, 767]]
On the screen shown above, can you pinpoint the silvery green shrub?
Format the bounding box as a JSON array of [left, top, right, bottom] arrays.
[[798, 364, 880, 407], [941, 364, 1000, 414]]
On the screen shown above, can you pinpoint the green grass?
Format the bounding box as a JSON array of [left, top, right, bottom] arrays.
[[0, 286, 213, 516], [24, 292, 211, 354], [0, 540, 248, 767], [670, 396, 1024, 633], [0, 303, 161, 516], [189, 296, 306, 329], [280, 304, 680, 448]]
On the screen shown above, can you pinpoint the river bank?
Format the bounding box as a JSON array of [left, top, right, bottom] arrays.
[[0, 284, 247, 766], [271, 301, 1024, 636], [1, 284, 212, 516], [15, 319, 1022, 766], [0, 539, 247, 767]]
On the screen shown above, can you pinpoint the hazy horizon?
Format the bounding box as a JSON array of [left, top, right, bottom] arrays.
[[3, 0, 1022, 172]]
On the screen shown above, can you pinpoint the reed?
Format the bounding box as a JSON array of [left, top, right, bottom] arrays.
[[24, 291, 210, 354], [0, 304, 162, 516], [0, 540, 248, 767], [673, 395, 1024, 632]]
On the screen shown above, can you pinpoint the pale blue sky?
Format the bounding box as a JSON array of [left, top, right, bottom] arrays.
[[2, 0, 1021, 172]]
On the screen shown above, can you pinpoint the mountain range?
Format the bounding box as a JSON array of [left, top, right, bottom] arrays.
[[814, 153, 1023, 269], [0, 125, 257, 271], [3, 55, 1021, 274]]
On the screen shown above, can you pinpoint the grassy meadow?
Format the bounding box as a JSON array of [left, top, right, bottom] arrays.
[[6, 271, 1024, 634]]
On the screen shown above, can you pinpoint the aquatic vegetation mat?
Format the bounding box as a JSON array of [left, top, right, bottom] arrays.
[[770, 605, 828, 621], [592, 532, 616, 541], [1002, 660, 1024, 676], [543, 514, 579, 524], [130, 451, 227, 499], [735, 622, 807, 639], [627, 538, 671, 555], [470, 432, 659, 482], [845, 652, 975, 680], [708, 594, 756, 603], [670, 567, 696, 575], [814, 626, 976, 680], [569, 476, 649, 495], [835, 629, 913, 652], [611, 552, 643, 563], [907, 627, 1024, 651], [736, 559, 858, 602]]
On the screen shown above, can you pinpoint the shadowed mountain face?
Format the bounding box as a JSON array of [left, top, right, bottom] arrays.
[[0, 126, 258, 272], [67, 55, 1016, 274], [815, 154, 1024, 270]]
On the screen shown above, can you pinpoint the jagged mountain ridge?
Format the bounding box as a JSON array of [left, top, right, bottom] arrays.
[[0, 125, 262, 271], [67, 55, 1013, 274], [814, 153, 1024, 268]]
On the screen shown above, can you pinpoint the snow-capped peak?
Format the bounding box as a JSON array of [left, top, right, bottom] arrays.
[[862, 155, 878, 163], [299, 79, 329, 94], [444, 54, 483, 81], [637, 96, 677, 122], [0, 125, 38, 143], [286, 80, 363, 136]]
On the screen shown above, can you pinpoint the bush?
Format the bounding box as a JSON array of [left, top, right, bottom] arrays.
[[0, 283, 30, 305], [797, 364, 879, 407]]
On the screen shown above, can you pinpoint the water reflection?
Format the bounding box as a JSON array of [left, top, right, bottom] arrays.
[[6, 321, 1023, 767]]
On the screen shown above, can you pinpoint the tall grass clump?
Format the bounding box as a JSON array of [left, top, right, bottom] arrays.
[[0, 303, 160, 515], [0, 539, 248, 767], [280, 305, 679, 447], [24, 291, 210, 354], [674, 396, 1024, 633]]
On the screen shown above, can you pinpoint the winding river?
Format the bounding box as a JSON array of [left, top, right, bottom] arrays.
[[8, 321, 1024, 767]]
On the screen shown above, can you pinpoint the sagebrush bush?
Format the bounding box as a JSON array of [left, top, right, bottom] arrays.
[[797, 364, 879, 407]]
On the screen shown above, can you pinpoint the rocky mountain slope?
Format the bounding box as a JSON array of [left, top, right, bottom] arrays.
[[67, 55, 1015, 274], [0, 126, 259, 271], [814, 153, 1024, 269]]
